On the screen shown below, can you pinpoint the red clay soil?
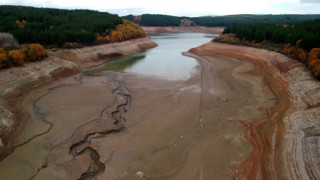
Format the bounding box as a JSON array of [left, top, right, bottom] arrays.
[[189, 43, 292, 179]]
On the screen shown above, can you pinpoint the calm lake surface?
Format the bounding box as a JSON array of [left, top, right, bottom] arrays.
[[95, 33, 213, 80]]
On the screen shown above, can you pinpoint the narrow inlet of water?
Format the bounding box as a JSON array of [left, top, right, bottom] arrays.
[[92, 33, 215, 80]]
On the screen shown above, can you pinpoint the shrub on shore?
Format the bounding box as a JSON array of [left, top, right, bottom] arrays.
[[307, 48, 320, 78], [282, 45, 320, 79], [0, 43, 46, 69], [0, 53, 9, 68], [8, 50, 26, 65], [0, 48, 6, 54], [28, 43, 46, 61]]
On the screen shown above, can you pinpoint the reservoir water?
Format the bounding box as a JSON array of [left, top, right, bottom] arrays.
[[94, 33, 213, 80]]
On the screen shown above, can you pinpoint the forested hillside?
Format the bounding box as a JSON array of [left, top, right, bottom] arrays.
[[0, 6, 146, 70], [221, 19, 320, 79], [0, 6, 130, 46], [223, 19, 320, 50], [123, 14, 320, 27], [191, 14, 320, 27]]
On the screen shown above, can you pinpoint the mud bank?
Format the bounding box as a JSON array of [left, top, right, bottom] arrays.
[[189, 42, 320, 179], [142, 26, 224, 34], [0, 37, 157, 160], [50, 37, 158, 68]]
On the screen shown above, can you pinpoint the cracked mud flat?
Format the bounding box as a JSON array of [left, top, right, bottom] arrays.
[[1, 40, 319, 179]]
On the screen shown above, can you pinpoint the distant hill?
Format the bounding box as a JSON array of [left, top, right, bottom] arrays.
[[123, 14, 183, 26], [123, 14, 320, 27]]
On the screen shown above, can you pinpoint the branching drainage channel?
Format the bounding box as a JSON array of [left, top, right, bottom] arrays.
[[69, 72, 131, 180]]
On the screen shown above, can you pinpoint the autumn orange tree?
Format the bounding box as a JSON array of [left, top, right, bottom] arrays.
[[96, 20, 146, 43], [296, 48, 308, 63], [110, 31, 122, 42], [281, 40, 308, 63], [281, 42, 320, 79], [28, 43, 46, 61], [308, 48, 320, 61], [0, 53, 9, 68], [306, 48, 320, 78], [307, 48, 320, 69], [0, 48, 6, 54], [0, 48, 8, 68], [294, 40, 308, 63], [314, 64, 320, 78], [8, 50, 26, 65], [308, 59, 320, 69]]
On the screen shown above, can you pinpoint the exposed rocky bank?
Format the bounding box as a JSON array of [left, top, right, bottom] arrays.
[[189, 42, 320, 179]]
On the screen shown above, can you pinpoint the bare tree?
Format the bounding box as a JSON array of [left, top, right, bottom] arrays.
[[0, 33, 19, 50]]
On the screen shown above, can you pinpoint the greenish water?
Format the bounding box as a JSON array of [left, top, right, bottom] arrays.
[[90, 54, 146, 73], [92, 33, 214, 80]]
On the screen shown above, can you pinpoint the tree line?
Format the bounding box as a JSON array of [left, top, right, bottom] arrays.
[[123, 14, 320, 27], [223, 19, 320, 50], [191, 14, 320, 27], [124, 14, 182, 26]]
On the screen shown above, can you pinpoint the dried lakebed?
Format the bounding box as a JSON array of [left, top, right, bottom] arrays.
[[0, 71, 134, 179], [16, 55, 256, 180], [0, 34, 319, 179], [68, 72, 132, 180]]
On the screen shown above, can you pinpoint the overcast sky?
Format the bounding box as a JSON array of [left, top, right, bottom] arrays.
[[1, 0, 320, 16]]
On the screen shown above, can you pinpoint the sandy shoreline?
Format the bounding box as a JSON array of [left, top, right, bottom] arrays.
[[0, 37, 319, 179]]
